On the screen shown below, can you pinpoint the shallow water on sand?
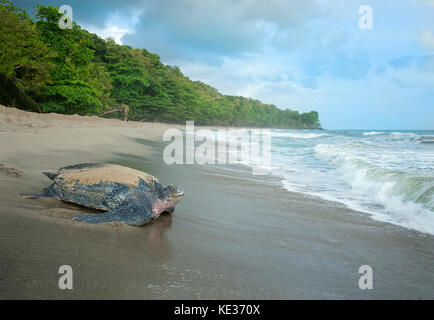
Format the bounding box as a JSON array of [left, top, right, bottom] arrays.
[[1, 128, 433, 299]]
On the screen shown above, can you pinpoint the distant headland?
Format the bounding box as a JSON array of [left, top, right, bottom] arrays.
[[0, 2, 320, 129]]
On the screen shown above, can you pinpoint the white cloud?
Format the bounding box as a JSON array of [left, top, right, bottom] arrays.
[[179, 53, 321, 111], [79, 8, 143, 45], [416, 0, 434, 6], [71, 0, 434, 129], [420, 30, 434, 50], [180, 53, 293, 96], [84, 25, 131, 44]]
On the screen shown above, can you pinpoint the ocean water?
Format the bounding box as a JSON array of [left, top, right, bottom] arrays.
[[268, 129, 434, 235]]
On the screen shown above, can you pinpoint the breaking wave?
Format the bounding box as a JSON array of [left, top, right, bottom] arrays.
[[363, 131, 386, 136], [269, 129, 434, 235], [271, 131, 327, 139], [313, 143, 434, 234]]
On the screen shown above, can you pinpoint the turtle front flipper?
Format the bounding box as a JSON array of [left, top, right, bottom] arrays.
[[73, 194, 153, 226]]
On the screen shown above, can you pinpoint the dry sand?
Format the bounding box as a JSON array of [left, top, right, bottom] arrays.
[[0, 105, 433, 299]]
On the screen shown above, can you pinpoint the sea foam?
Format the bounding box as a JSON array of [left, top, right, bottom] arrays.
[[269, 130, 434, 235]]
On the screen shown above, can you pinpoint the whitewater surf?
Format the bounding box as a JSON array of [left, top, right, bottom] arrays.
[[268, 129, 434, 235]]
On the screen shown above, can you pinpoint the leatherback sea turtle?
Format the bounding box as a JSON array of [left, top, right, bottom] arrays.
[[23, 163, 184, 226]]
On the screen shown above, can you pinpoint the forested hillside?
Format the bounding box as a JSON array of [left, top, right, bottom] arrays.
[[0, 1, 321, 129]]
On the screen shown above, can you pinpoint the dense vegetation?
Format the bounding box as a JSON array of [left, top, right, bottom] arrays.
[[0, 1, 321, 129]]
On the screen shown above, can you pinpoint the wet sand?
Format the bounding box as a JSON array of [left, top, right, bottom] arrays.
[[0, 106, 433, 299]]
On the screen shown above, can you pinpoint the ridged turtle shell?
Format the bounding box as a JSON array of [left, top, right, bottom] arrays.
[[45, 163, 160, 210]]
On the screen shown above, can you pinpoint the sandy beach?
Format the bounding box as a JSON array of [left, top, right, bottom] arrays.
[[0, 105, 433, 299]]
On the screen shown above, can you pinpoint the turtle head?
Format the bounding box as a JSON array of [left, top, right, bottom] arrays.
[[152, 185, 184, 216], [158, 185, 184, 202]]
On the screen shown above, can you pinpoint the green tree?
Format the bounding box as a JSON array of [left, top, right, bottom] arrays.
[[0, 1, 321, 128], [0, 1, 53, 111]]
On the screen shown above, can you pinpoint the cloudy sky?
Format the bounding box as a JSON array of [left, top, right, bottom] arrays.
[[16, 0, 434, 129]]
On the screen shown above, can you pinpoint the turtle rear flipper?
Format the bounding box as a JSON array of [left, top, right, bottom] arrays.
[[43, 171, 59, 180], [20, 184, 62, 200], [73, 194, 153, 226], [20, 193, 45, 199]]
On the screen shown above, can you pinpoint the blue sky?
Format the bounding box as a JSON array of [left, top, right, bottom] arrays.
[[15, 0, 434, 129]]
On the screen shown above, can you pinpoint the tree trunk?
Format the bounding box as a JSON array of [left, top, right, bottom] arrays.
[[101, 106, 129, 121], [0, 73, 42, 113]]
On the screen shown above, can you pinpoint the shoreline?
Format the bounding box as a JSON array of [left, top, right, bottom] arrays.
[[0, 105, 433, 299], [0, 105, 319, 132]]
